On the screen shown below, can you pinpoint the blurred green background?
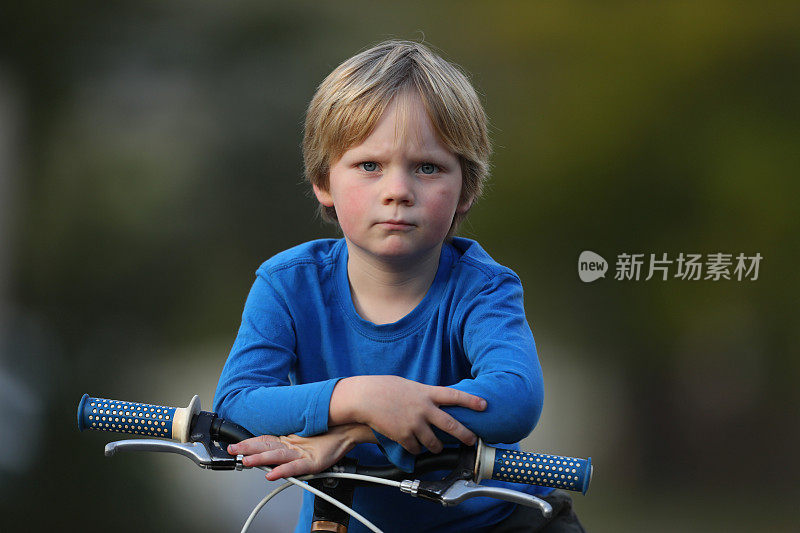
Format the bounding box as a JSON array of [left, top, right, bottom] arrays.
[[1, 1, 798, 531]]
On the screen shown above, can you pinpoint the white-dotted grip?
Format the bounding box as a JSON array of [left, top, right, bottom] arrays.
[[77, 394, 177, 438], [492, 448, 592, 494]]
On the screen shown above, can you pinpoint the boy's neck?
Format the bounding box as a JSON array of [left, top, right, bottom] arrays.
[[345, 241, 443, 325]]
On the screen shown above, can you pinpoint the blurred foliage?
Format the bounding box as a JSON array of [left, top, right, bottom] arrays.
[[1, 1, 798, 531]]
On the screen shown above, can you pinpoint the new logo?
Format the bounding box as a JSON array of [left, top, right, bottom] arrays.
[[578, 251, 608, 283]]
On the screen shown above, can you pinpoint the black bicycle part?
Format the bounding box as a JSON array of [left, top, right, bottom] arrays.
[[305, 446, 468, 531], [353, 447, 461, 480], [211, 414, 254, 443], [414, 445, 478, 503], [310, 458, 358, 532], [189, 411, 254, 470]]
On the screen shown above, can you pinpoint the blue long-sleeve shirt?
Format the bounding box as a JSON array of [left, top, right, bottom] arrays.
[[213, 237, 548, 532]]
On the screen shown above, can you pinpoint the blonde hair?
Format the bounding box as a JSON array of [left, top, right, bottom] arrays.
[[303, 40, 491, 236]]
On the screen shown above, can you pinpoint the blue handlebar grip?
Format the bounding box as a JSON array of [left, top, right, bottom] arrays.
[[488, 447, 592, 494], [77, 394, 178, 439]]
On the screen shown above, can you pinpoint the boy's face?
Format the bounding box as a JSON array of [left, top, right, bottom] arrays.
[[314, 93, 470, 264]]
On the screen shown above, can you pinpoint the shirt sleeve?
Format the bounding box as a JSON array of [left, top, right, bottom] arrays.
[[212, 272, 341, 438], [446, 273, 544, 442], [374, 272, 544, 471]]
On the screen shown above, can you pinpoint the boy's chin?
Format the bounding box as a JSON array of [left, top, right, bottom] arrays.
[[369, 241, 442, 263], [348, 236, 440, 263]]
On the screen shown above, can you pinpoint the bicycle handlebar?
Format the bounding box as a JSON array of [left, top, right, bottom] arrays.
[[78, 393, 592, 496], [78, 393, 592, 532], [77, 393, 201, 442], [477, 444, 592, 494]]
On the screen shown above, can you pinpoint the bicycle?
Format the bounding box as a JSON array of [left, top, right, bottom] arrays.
[[77, 393, 592, 532]]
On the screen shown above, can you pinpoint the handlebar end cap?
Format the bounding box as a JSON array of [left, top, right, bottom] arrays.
[[77, 393, 90, 432], [581, 457, 592, 495]]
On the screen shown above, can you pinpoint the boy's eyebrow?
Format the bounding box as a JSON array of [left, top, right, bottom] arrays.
[[408, 152, 456, 165], [343, 145, 456, 162]]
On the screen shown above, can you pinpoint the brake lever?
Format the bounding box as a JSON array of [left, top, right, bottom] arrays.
[[441, 480, 552, 517], [104, 439, 246, 471], [400, 478, 552, 517], [398, 440, 554, 518]]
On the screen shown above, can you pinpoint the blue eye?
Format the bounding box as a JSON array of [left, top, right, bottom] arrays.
[[360, 162, 378, 172], [419, 163, 439, 175]]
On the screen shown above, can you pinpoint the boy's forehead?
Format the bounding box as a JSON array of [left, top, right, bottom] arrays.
[[348, 93, 453, 157]]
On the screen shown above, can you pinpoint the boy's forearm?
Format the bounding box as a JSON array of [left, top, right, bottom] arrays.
[[340, 422, 379, 445], [444, 372, 543, 444], [328, 376, 362, 426], [215, 378, 341, 438]]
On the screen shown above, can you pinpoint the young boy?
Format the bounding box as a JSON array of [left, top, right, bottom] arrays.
[[214, 40, 583, 532]]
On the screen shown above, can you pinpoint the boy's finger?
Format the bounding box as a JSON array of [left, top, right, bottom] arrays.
[[266, 459, 312, 481], [429, 410, 477, 446], [416, 425, 443, 454], [430, 387, 487, 411], [242, 447, 302, 467], [228, 435, 282, 455], [398, 435, 423, 455]]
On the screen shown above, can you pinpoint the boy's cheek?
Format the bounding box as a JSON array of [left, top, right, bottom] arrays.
[[333, 197, 371, 229]]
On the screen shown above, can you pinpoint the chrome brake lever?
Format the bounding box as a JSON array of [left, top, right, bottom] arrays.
[[439, 480, 553, 518], [104, 439, 246, 471]]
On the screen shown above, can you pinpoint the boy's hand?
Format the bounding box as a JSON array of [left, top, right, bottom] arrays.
[[329, 375, 487, 455], [227, 424, 371, 481]]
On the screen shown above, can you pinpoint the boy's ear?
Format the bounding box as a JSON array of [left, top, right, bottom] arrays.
[[456, 194, 474, 214], [312, 184, 334, 207]]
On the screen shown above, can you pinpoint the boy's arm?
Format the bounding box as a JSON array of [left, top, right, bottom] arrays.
[[328, 375, 486, 453], [213, 273, 341, 438], [227, 423, 378, 480], [443, 272, 544, 444], [331, 273, 543, 471]]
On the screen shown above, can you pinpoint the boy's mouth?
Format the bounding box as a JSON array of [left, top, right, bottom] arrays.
[[377, 219, 415, 230]]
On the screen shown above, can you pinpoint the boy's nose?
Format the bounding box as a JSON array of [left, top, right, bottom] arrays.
[[381, 170, 415, 206]]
